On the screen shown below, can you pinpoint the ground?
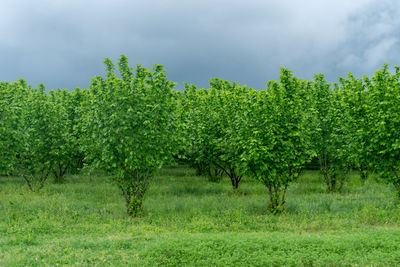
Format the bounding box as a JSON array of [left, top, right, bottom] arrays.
[[1, 166, 400, 266]]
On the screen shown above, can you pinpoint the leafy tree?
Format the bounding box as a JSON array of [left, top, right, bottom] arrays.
[[48, 88, 89, 182], [14, 84, 66, 191], [68, 88, 90, 173], [207, 79, 249, 189], [0, 80, 26, 176], [363, 64, 400, 197], [179, 79, 249, 188], [47, 88, 88, 182], [178, 84, 213, 177], [47, 90, 74, 183], [240, 69, 311, 213], [340, 73, 371, 181], [309, 74, 351, 192], [0, 81, 13, 175], [85, 55, 176, 216]]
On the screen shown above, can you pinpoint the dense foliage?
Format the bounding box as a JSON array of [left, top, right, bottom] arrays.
[[179, 79, 249, 188], [239, 69, 312, 212], [363, 65, 400, 196], [0, 80, 23, 175], [309, 74, 352, 192], [340, 73, 371, 181], [1, 57, 400, 214], [13, 84, 68, 190], [84, 56, 177, 216]]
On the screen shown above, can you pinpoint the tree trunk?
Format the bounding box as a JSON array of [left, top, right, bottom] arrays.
[[119, 169, 150, 217], [266, 180, 287, 214], [53, 163, 69, 184], [213, 162, 243, 190], [360, 164, 368, 182]]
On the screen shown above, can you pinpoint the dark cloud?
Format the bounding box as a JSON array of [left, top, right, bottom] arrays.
[[1, 0, 399, 90]]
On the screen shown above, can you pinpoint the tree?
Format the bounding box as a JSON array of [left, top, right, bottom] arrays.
[[0, 80, 25, 176], [240, 69, 311, 213], [363, 64, 400, 198], [47, 90, 75, 183], [207, 78, 249, 189], [309, 74, 351, 192], [178, 84, 214, 177], [179, 79, 249, 188], [85, 55, 176, 216], [69, 88, 90, 173], [340, 73, 371, 182], [14, 84, 66, 191], [47, 88, 89, 182]]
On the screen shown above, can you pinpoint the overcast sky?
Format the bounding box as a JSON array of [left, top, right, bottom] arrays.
[[1, 0, 400, 90]]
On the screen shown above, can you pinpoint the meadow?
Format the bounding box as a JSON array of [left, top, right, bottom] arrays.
[[1, 165, 400, 266]]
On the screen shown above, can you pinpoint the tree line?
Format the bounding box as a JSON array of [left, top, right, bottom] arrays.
[[1, 56, 399, 215]]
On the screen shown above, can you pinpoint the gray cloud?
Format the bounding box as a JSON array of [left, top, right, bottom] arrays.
[[1, 0, 399, 90]]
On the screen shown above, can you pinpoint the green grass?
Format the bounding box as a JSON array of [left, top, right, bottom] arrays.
[[1, 166, 400, 266]]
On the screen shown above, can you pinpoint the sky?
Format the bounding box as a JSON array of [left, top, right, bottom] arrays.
[[1, 0, 400, 90]]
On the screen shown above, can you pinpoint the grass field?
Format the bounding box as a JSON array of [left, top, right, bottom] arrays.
[[1, 166, 400, 266]]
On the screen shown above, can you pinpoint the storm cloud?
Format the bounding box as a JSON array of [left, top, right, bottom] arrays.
[[1, 0, 400, 90]]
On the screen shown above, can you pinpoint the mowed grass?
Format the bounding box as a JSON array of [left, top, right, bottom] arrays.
[[1, 166, 400, 266]]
